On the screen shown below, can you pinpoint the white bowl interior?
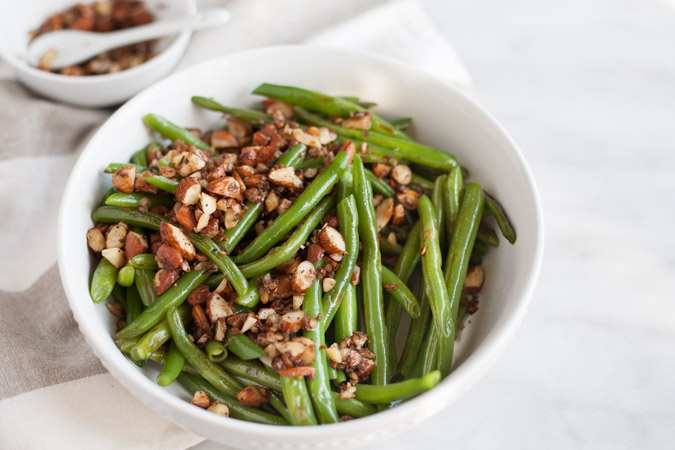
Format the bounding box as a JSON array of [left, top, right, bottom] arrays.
[[58, 46, 543, 448]]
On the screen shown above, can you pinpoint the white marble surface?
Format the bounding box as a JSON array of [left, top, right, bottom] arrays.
[[192, 0, 675, 448]]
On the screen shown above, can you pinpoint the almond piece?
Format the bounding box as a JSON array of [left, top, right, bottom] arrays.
[[341, 112, 371, 130], [153, 269, 180, 295], [322, 277, 336, 292], [105, 223, 128, 249], [177, 152, 206, 177], [226, 117, 252, 140], [351, 265, 361, 286], [194, 211, 212, 233], [207, 402, 229, 416], [187, 285, 210, 306], [463, 266, 485, 293], [237, 386, 269, 407], [326, 343, 342, 364], [280, 310, 305, 334], [239, 147, 258, 166], [292, 261, 316, 293], [372, 163, 392, 178], [86, 227, 105, 253], [292, 294, 304, 310], [214, 318, 227, 341], [206, 177, 241, 198], [101, 248, 126, 268], [155, 244, 184, 270], [292, 128, 322, 148], [391, 164, 412, 185], [317, 127, 337, 144], [112, 166, 136, 193], [307, 243, 325, 263], [200, 192, 217, 215], [317, 226, 346, 253], [262, 99, 294, 120], [375, 198, 394, 232], [265, 191, 280, 212], [175, 204, 198, 231], [210, 129, 238, 149], [392, 203, 406, 225], [125, 231, 148, 260], [396, 188, 421, 210], [268, 166, 303, 189], [135, 171, 160, 194], [192, 304, 213, 337], [192, 391, 211, 409], [279, 366, 315, 378], [159, 222, 196, 261], [206, 293, 234, 322], [175, 178, 201, 205]]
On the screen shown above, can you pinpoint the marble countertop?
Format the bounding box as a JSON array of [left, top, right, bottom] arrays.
[[198, 0, 675, 448]]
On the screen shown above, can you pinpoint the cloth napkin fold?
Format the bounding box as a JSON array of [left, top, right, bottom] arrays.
[[0, 1, 470, 448]]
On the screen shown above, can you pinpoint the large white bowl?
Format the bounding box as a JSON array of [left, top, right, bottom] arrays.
[[58, 46, 544, 448], [0, 0, 195, 108]]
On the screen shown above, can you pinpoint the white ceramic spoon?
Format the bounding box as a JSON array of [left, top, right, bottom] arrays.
[[28, 8, 230, 69]]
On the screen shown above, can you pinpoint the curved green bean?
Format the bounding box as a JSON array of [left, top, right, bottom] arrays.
[[143, 113, 210, 150], [234, 151, 349, 264], [331, 392, 378, 418], [355, 371, 441, 404], [381, 266, 420, 319], [90, 258, 117, 303], [157, 341, 185, 386], [365, 169, 395, 198], [205, 340, 228, 363], [104, 162, 148, 174], [129, 303, 190, 360], [484, 192, 516, 244]]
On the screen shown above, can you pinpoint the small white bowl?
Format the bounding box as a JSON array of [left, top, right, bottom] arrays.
[[0, 0, 196, 108], [58, 46, 544, 448]]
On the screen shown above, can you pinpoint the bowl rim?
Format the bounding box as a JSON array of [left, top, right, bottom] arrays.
[[0, 0, 197, 85], [57, 44, 544, 442]]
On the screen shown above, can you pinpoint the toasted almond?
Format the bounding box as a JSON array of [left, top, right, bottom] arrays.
[[177, 152, 206, 177], [339, 140, 355, 163], [322, 277, 336, 292], [194, 211, 212, 233], [226, 117, 252, 140], [153, 269, 180, 295], [292, 261, 316, 293], [262, 99, 294, 119], [155, 244, 183, 270], [159, 222, 196, 261], [134, 171, 160, 194], [237, 386, 269, 407], [101, 248, 125, 268], [241, 312, 258, 333], [211, 129, 238, 149], [86, 227, 105, 253], [175, 178, 201, 205], [351, 265, 361, 286], [372, 163, 392, 178], [105, 223, 128, 249], [276, 198, 292, 215], [206, 293, 234, 322], [396, 188, 421, 210], [387, 232, 398, 247], [224, 207, 241, 230], [280, 310, 306, 334], [268, 166, 303, 189], [192, 304, 212, 337], [187, 285, 210, 306], [124, 231, 148, 260], [317, 127, 337, 144], [159, 165, 177, 178], [175, 204, 198, 231], [239, 147, 258, 166], [341, 112, 371, 130], [327, 252, 343, 262], [206, 176, 241, 198], [207, 402, 229, 416], [317, 226, 346, 253], [375, 198, 394, 232], [307, 243, 325, 263], [391, 164, 412, 185], [279, 366, 315, 378], [392, 203, 406, 225], [292, 294, 304, 310], [264, 191, 280, 212], [463, 266, 485, 292], [112, 166, 136, 193], [326, 343, 342, 364], [191, 390, 211, 409], [292, 128, 322, 148], [214, 318, 227, 341]]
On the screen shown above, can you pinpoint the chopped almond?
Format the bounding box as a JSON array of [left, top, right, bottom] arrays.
[[375, 198, 394, 232], [307, 243, 325, 263], [200, 193, 217, 215], [372, 163, 392, 178], [176, 152, 206, 177], [351, 265, 361, 286], [153, 269, 180, 295], [210, 129, 238, 149], [341, 112, 371, 130], [292, 261, 316, 293], [187, 285, 210, 306], [159, 222, 196, 261], [155, 244, 183, 270], [207, 402, 229, 416], [265, 191, 280, 212], [396, 188, 421, 210], [101, 248, 126, 268], [292, 128, 322, 148], [268, 166, 303, 189], [192, 304, 212, 337], [241, 312, 258, 333], [239, 147, 258, 166], [206, 293, 234, 322], [191, 390, 211, 409], [326, 343, 342, 364], [226, 117, 252, 140], [175, 178, 201, 205], [463, 266, 485, 292], [237, 386, 269, 407], [175, 205, 198, 231], [317, 127, 337, 144], [262, 99, 294, 120], [317, 226, 346, 253], [280, 310, 305, 334], [391, 164, 412, 185], [86, 227, 105, 253], [125, 231, 148, 260], [112, 166, 135, 193], [279, 366, 315, 378], [392, 203, 406, 225], [322, 277, 336, 292], [105, 223, 128, 249], [134, 171, 160, 194], [206, 177, 241, 198]]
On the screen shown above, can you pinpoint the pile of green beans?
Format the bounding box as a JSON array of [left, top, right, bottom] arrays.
[[88, 83, 517, 427]]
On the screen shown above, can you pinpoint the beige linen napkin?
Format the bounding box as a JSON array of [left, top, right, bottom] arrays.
[[0, 1, 470, 448]]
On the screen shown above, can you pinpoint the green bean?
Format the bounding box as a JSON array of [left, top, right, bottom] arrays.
[[234, 151, 349, 264], [143, 113, 209, 150], [484, 192, 516, 244], [157, 341, 185, 386], [352, 155, 388, 385], [118, 270, 209, 339], [410, 173, 435, 192], [100, 187, 116, 205], [104, 162, 148, 174], [477, 223, 499, 247], [124, 285, 144, 324], [111, 283, 126, 304], [225, 333, 266, 360], [127, 253, 158, 270], [415, 324, 440, 377], [337, 171, 353, 200], [381, 267, 420, 319], [338, 136, 405, 165], [303, 260, 339, 424], [116, 265, 135, 287], [419, 195, 454, 376], [221, 356, 281, 391], [129, 303, 190, 360], [321, 195, 359, 328], [239, 195, 335, 279], [355, 371, 441, 404], [221, 143, 306, 253], [444, 166, 464, 233], [280, 375, 318, 426], [177, 373, 287, 426], [432, 175, 448, 249], [398, 282, 431, 378], [296, 107, 457, 172], [295, 157, 324, 170], [334, 285, 357, 343], [234, 279, 262, 308], [90, 258, 117, 303], [144, 175, 178, 194], [191, 96, 272, 125], [251, 83, 408, 140], [443, 183, 484, 365], [134, 268, 157, 307], [331, 392, 378, 418], [189, 233, 248, 297], [391, 117, 412, 131], [105, 192, 174, 209], [92, 206, 162, 230], [130, 142, 157, 167], [379, 236, 402, 255], [205, 340, 228, 363], [365, 169, 395, 198]]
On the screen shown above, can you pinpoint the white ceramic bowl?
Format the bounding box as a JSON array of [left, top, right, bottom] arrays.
[[58, 46, 544, 448], [0, 0, 195, 108]]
